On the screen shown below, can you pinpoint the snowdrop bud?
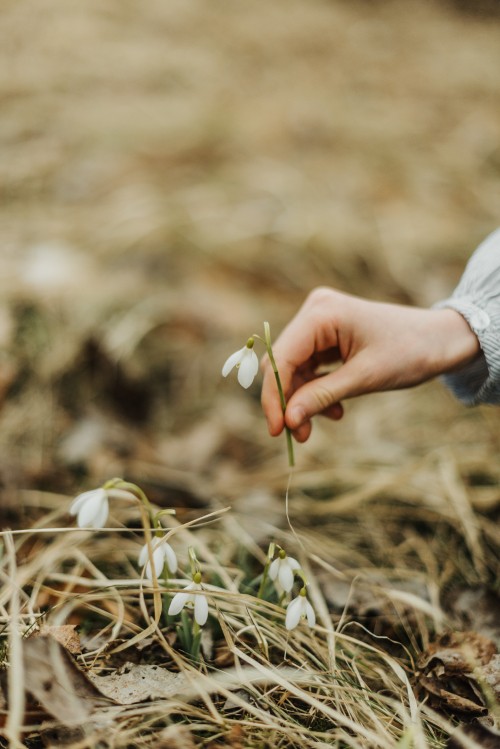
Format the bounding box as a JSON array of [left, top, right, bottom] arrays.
[[138, 538, 177, 581], [222, 340, 259, 389], [285, 587, 316, 631], [269, 551, 301, 592], [70, 488, 109, 529], [168, 575, 208, 626]]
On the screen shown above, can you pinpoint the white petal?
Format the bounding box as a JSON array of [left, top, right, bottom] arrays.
[[222, 348, 244, 377], [285, 597, 302, 630], [76, 492, 108, 528], [279, 562, 294, 592], [145, 548, 168, 582], [305, 600, 316, 627], [138, 543, 149, 567], [287, 557, 301, 571], [69, 488, 103, 516], [163, 543, 178, 574], [151, 546, 167, 580], [91, 497, 109, 529], [194, 593, 208, 626], [237, 349, 259, 388], [269, 558, 280, 580], [168, 591, 191, 616]]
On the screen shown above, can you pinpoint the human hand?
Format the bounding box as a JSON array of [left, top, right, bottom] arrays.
[[261, 287, 480, 442]]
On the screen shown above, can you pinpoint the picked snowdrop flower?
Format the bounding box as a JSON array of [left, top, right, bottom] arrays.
[[168, 572, 208, 626], [269, 549, 301, 593], [138, 537, 177, 582], [285, 587, 316, 631], [222, 337, 259, 389], [70, 487, 109, 529]]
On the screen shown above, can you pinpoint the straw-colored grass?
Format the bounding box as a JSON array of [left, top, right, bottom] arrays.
[[1, 469, 497, 747]]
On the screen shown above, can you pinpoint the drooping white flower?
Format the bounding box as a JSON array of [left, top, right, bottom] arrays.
[[285, 588, 316, 631], [269, 551, 300, 592], [222, 338, 259, 389], [70, 488, 109, 529], [168, 574, 208, 626], [138, 538, 177, 582]]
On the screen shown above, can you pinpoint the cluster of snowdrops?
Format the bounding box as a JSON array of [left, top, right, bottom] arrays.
[[69, 481, 315, 635], [68, 328, 315, 647]]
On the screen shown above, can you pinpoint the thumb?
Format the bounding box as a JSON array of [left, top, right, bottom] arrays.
[[284, 359, 367, 429]]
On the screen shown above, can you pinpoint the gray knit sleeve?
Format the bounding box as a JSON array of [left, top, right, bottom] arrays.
[[434, 228, 500, 405]]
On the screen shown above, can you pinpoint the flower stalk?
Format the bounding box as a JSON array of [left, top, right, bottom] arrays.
[[222, 322, 295, 467], [257, 541, 276, 599], [263, 321, 294, 467]]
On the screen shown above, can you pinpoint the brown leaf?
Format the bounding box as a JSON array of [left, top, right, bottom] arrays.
[[418, 675, 486, 714], [88, 662, 186, 705], [418, 631, 497, 671], [417, 631, 499, 716], [23, 634, 111, 727], [35, 625, 81, 654], [481, 654, 500, 700]]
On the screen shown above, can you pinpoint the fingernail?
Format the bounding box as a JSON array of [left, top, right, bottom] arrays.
[[288, 406, 306, 428]]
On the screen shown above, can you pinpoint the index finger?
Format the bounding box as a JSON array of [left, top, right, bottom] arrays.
[[260, 300, 326, 435]]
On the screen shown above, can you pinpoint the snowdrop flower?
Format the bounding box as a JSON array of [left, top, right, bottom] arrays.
[[138, 538, 177, 582], [285, 588, 316, 631], [222, 338, 259, 389], [168, 572, 208, 626], [269, 550, 300, 592], [70, 488, 109, 529]]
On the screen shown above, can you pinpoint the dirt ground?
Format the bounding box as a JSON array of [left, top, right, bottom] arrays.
[[1, 1, 500, 744]]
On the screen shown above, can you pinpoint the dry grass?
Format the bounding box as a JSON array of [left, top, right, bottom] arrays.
[[1, 0, 500, 746], [1, 485, 496, 748]]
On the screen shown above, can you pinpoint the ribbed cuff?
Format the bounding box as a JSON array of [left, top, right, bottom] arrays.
[[434, 296, 500, 405]]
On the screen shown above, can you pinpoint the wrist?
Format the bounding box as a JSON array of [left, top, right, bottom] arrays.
[[432, 309, 480, 374]]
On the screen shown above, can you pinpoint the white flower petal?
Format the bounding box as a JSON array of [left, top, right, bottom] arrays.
[[70, 488, 104, 516], [287, 557, 301, 571], [151, 546, 166, 579], [269, 558, 280, 581], [168, 591, 191, 616], [76, 491, 108, 528], [163, 543, 178, 574], [194, 592, 209, 626], [138, 543, 149, 567], [91, 497, 109, 529], [279, 562, 294, 592], [285, 597, 302, 630], [305, 600, 316, 627], [222, 348, 245, 377], [237, 349, 259, 388]]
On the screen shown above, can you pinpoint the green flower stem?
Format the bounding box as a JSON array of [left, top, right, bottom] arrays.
[[190, 619, 202, 662], [105, 478, 159, 530], [263, 321, 295, 467], [257, 559, 270, 600], [257, 541, 276, 599]]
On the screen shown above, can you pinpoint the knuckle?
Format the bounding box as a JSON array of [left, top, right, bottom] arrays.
[[306, 286, 333, 307], [312, 382, 335, 412]]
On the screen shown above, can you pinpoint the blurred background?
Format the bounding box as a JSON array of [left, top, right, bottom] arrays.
[[1, 0, 500, 526]]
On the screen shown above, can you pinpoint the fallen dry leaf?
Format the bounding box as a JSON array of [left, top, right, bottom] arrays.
[[481, 654, 500, 700], [418, 631, 497, 671], [23, 634, 111, 727], [35, 624, 82, 654], [89, 662, 186, 705], [417, 631, 499, 716]]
